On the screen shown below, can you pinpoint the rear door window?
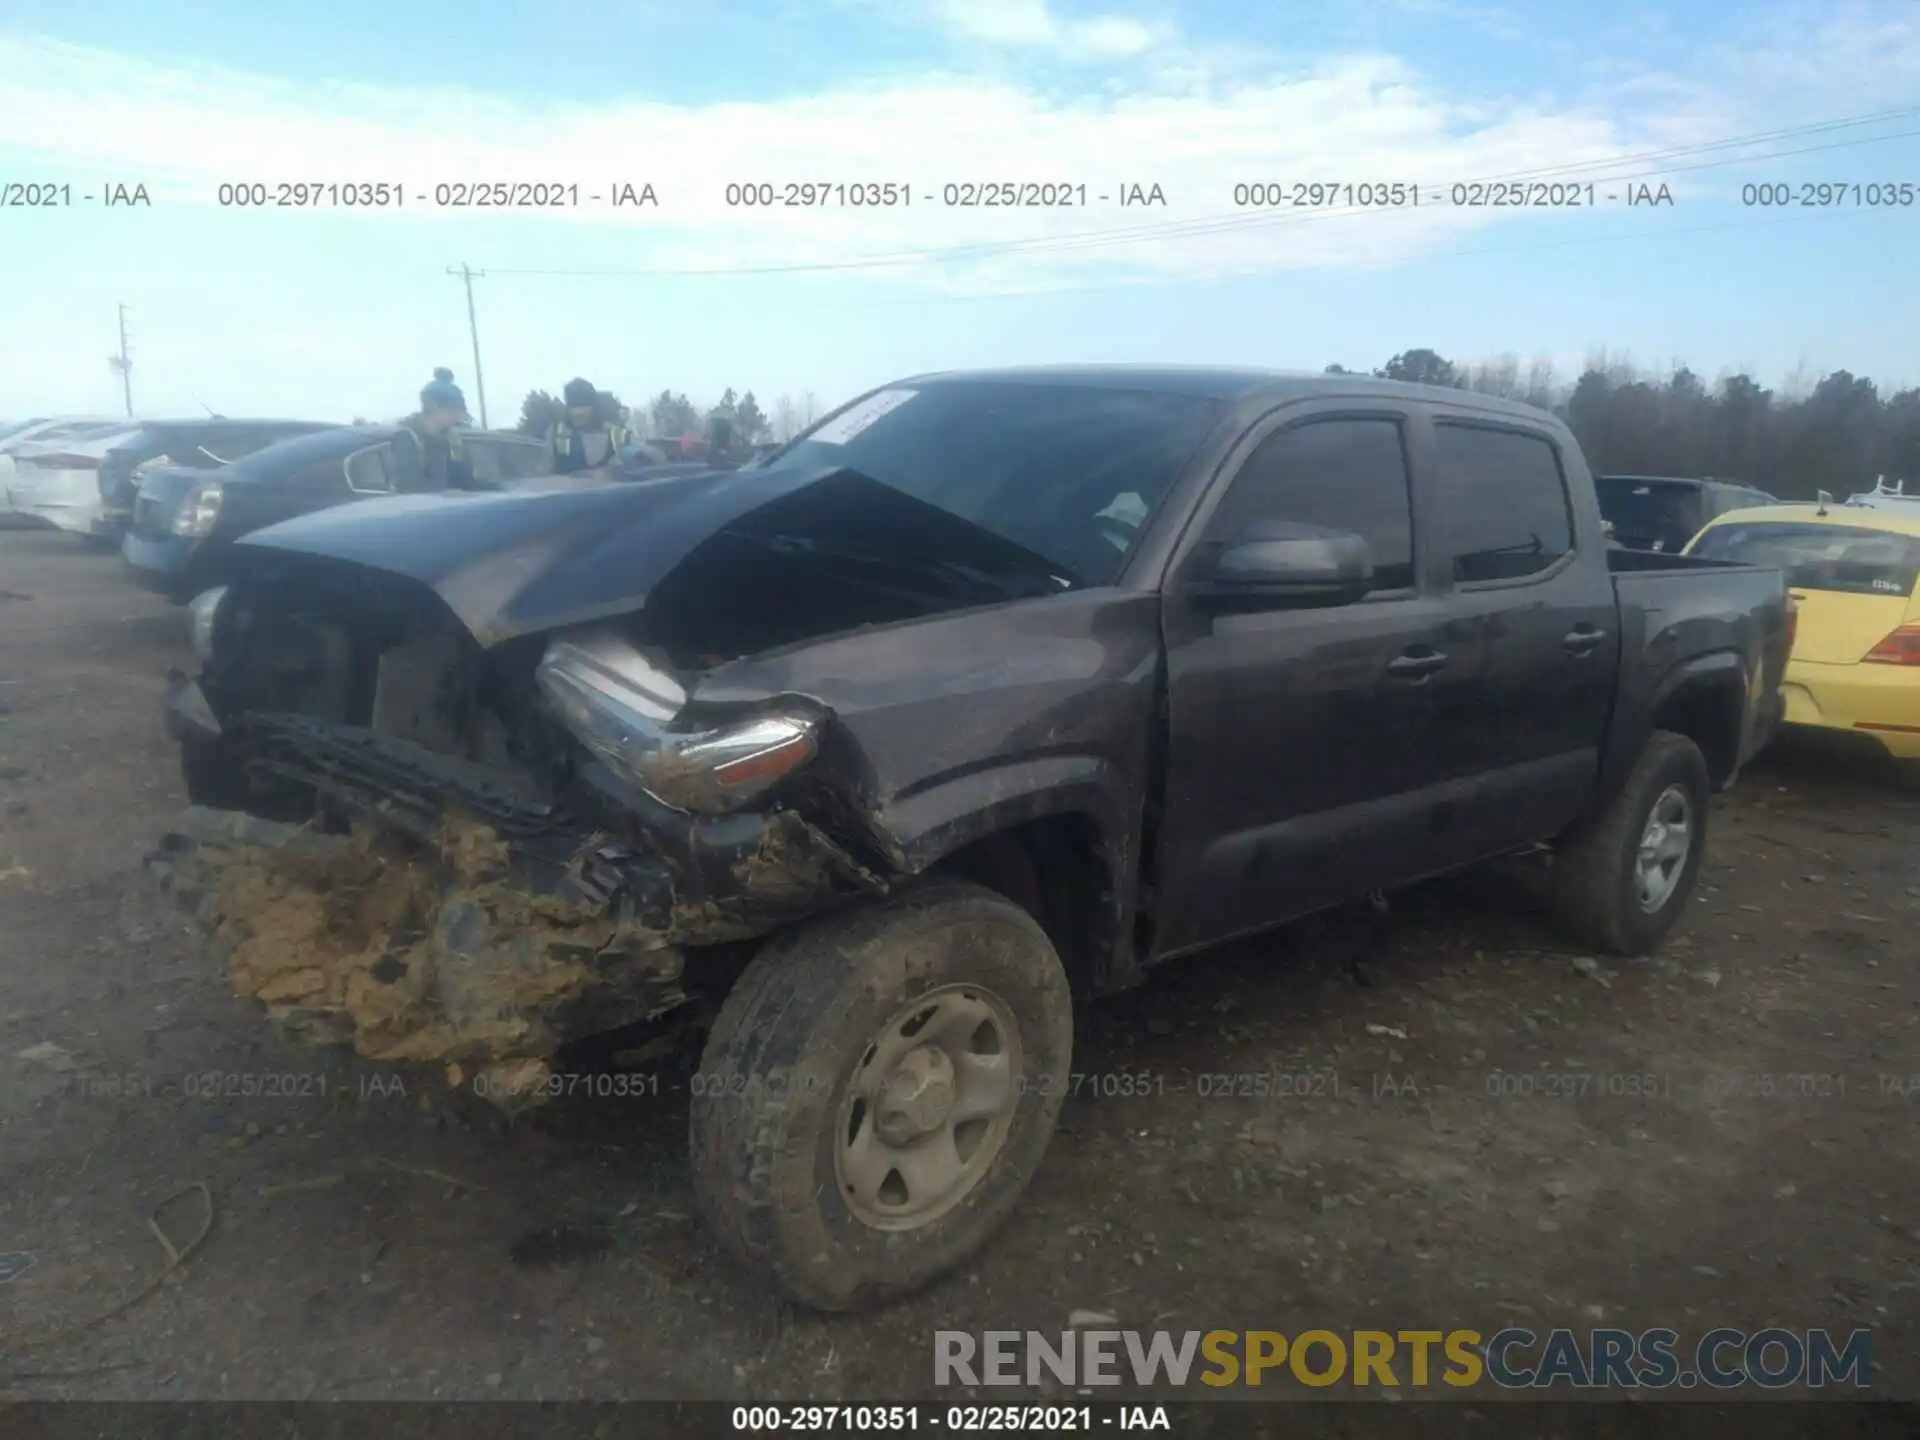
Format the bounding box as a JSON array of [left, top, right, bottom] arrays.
[[1434, 423, 1574, 582], [1690, 521, 1920, 597], [162, 441, 230, 468], [163, 427, 295, 467], [1713, 487, 1771, 518]]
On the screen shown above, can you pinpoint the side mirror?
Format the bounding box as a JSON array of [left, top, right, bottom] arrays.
[[1190, 521, 1375, 612]]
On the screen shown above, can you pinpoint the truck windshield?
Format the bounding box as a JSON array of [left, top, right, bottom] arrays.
[[1690, 520, 1920, 598], [764, 382, 1225, 586]]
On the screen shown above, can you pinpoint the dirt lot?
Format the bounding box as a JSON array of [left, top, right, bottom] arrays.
[[2, 527, 1918, 1408]]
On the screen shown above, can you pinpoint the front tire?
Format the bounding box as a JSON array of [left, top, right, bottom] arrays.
[[1549, 730, 1711, 956], [689, 880, 1073, 1311]]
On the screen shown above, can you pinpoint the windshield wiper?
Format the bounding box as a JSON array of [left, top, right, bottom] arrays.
[[921, 554, 1076, 597], [756, 535, 1072, 599]]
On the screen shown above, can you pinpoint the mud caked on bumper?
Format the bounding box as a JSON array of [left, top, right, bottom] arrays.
[[154, 684, 881, 1109]]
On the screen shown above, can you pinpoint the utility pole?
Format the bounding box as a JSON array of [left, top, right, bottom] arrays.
[[447, 263, 489, 429], [109, 303, 134, 417]]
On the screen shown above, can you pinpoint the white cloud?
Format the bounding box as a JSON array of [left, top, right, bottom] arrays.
[[1361, 0, 1530, 44], [851, 0, 1173, 60], [927, 0, 1166, 57], [0, 2, 1916, 295], [933, 0, 1056, 46]]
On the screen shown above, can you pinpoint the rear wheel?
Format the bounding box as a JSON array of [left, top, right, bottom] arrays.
[[689, 880, 1072, 1311], [1549, 730, 1711, 956]]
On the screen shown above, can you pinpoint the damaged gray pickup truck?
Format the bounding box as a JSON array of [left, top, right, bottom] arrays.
[[155, 367, 1791, 1310]]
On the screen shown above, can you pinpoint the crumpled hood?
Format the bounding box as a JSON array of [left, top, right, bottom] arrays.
[[232, 464, 1067, 647]]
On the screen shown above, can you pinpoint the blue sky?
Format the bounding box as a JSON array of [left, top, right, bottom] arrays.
[[1, 0, 1917, 429]]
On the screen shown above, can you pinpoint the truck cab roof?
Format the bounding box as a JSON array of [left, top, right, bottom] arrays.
[[899, 365, 1554, 422]]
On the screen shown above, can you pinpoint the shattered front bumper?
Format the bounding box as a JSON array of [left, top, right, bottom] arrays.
[[154, 682, 880, 1109]]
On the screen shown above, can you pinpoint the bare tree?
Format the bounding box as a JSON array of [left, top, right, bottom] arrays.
[[1369, 342, 1920, 498], [1523, 356, 1557, 412], [1467, 353, 1522, 399], [772, 394, 801, 441], [801, 391, 821, 427]]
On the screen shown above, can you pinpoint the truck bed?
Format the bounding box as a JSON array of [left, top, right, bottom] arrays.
[[1604, 546, 1791, 788], [1607, 547, 1757, 575]]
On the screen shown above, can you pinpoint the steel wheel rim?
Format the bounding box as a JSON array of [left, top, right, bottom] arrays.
[[1634, 783, 1693, 912], [834, 983, 1023, 1232]]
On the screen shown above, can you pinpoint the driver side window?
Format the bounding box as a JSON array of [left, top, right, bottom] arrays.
[[1208, 417, 1416, 591]]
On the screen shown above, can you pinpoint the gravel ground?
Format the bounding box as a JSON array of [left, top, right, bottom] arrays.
[[1, 527, 1917, 1412]]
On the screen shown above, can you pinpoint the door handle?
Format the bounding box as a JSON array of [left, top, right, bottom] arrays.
[[1562, 626, 1606, 656], [1386, 648, 1448, 679]]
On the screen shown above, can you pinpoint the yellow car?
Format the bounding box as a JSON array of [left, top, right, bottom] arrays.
[[1687, 501, 1920, 774]]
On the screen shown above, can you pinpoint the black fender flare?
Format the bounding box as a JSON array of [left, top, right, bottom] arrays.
[[1595, 648, 1752, 815], [880, 754, 1143, 991]]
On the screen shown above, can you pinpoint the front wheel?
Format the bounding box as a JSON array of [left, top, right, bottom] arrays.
[[1549, 730, 1711, 956], [689, 880, 1073, 1311]]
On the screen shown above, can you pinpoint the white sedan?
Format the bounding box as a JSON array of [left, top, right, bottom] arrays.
[[1, 420, 142, 535]]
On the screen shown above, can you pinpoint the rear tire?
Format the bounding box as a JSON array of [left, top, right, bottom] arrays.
[[689, 880, 1072, 1312], [1549, 730, 1711, 956]]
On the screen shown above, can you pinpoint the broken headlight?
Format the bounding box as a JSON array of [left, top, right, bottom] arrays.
[[535, 634, 818, 814], [173, 480, 224, 537]]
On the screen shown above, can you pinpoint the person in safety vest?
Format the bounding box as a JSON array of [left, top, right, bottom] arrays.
[[548, 378, 632, 474], [397, 367, 473, 489]]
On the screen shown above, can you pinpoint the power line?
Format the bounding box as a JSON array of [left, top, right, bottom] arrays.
[[473, 106, 1920, 280], [921, 205, 1864, 305], [493, 120, 1920, 277], [727, 202, 1864, 312], [910, 122, 1920, 267]]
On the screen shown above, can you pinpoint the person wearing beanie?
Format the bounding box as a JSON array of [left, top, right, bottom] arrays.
[[398, 367, 474, 489], [548, 377, 634, 474]]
